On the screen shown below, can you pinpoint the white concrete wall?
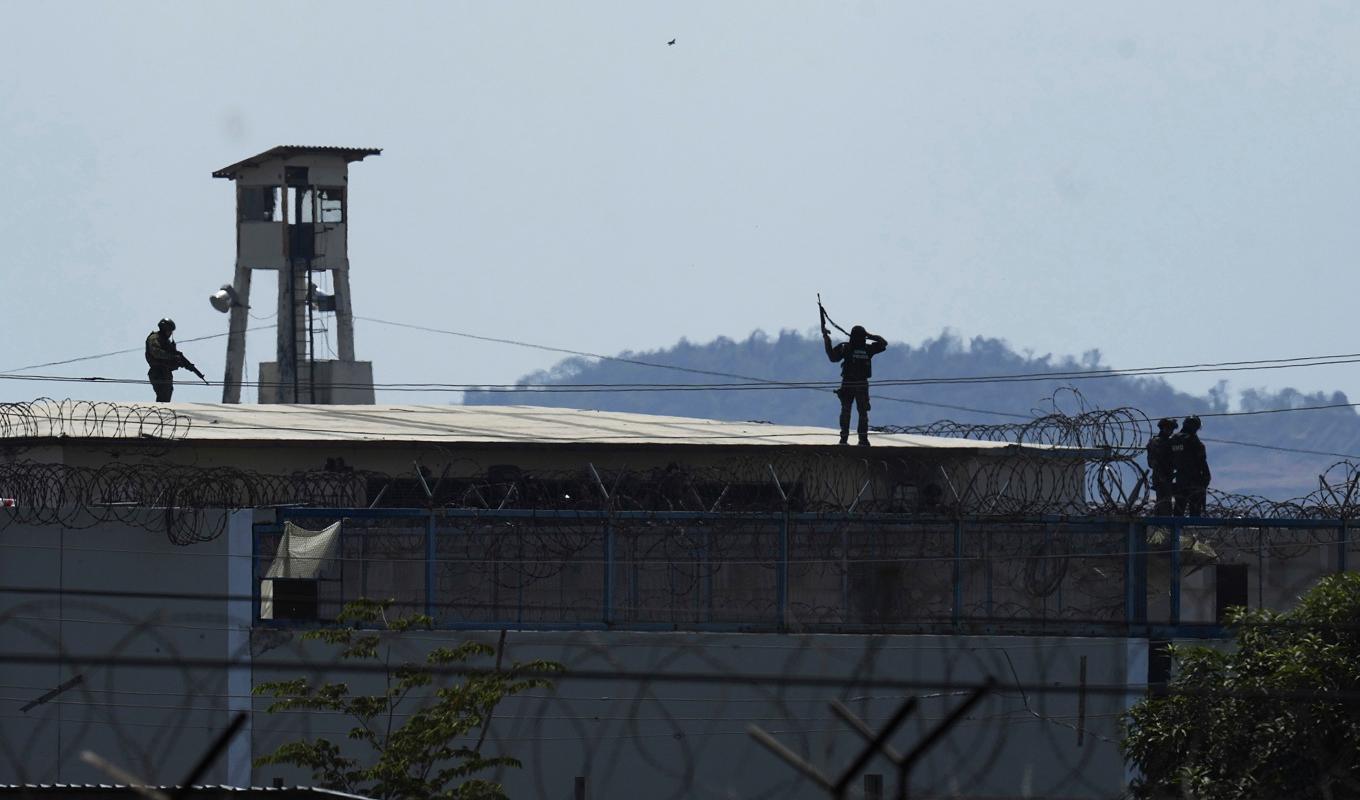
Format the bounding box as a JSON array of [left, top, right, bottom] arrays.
[[238, 221, 348, 272], [232, 156, 349, 188], [0, 509, 247, 785]]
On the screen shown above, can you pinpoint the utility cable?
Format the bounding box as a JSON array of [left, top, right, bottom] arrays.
[[0, 326, 274, 375], [10, 314, 1360, 396]]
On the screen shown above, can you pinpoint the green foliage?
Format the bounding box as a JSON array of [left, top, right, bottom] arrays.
[[1121, 573, 1360, 799], [253, 598, 563, 800]]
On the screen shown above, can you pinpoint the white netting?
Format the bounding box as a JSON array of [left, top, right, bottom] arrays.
[[260, 520, 341, 619]]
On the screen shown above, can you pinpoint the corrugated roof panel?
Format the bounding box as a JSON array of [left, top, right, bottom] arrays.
[[11, 402, 1072, 454], [212, 146, 382, 179]]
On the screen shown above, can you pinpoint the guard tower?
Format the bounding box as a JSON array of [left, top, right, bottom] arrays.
[[212, 145, 381, 404]]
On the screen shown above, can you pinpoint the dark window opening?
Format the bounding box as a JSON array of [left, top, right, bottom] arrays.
[[239, 186, 278, 222], [269, 578, 320, 620], [284, 165, 309, 186], [1148, 639, 1172, 688], [1215, 563, 1249, 623]]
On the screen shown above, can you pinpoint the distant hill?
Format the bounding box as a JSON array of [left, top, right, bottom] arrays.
[[464, 330, 1360, 499]]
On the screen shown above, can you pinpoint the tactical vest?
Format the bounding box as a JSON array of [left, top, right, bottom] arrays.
[[841, 345, 873, 382]]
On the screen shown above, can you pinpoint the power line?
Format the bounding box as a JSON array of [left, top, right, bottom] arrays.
[[3, 367, 1359, 409], [354, 316, 774, 384], [0, 326, 274, 375], [5, 316, 1360, 456], [8, 314, 1360, 398], [359, 314, 1360, 387]]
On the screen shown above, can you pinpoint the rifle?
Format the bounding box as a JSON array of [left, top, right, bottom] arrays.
[[178, 355, 209, 384], [817, 293, 849, 337]]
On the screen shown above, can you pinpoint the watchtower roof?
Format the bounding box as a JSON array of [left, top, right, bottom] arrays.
[[212, 145, 382, 180]]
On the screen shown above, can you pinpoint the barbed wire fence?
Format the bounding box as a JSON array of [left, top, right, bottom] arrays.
[[0, 398, 193, 441], [0, 586, 1139, 799], [2, 395, 1359, 796], [4, 398, 1360, 547]]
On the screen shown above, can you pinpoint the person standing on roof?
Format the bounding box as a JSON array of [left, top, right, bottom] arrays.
[[1145, 418, 1177, 515], [821, 313, 887, 446], [145, 318, 205, 402], [1171, 415, 1211, 516]]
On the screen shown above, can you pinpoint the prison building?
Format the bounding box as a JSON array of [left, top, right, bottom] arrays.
[[6, 402, 1085, 512], [5, 401, 1276, 799]]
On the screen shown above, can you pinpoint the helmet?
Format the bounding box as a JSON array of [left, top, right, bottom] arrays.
[[158, 318, 176, 333], [1157, 418, 1177, 431], [850, 325, 867, 344], [1182, 415, 1201, 432]]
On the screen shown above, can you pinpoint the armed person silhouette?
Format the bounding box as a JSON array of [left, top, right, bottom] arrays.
[[819, 297, 887, 445], [144, 318, 206, 402], [1145, 418, 1178, 515], [1171, 415, 1211, 516]]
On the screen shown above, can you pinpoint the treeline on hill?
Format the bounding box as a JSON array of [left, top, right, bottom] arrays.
[[463, 330, 1360, 499]]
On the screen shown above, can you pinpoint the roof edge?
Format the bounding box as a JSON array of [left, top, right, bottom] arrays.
[[212, 146, 382, 179]]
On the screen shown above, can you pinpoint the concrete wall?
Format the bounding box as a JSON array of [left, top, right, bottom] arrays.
[[1, 509, 1140, 798], [257, 361, 375, 405], [0, 509, 251, 786], [248, 629, 1139, 800], [238, 222, 348, 273], [233, 155, 349, 188]]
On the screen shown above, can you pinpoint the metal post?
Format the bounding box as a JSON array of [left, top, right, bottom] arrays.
[[1136, 521, 1149, 625], [360, 525, 369, 600], [251, 526, 261, 622], [1340, 519, 1349, 573], [425, 514, 436, 621], [1125, 520, 1136, 630], [1170, 520, 1182, 626], [777, 512, 789, 630], [222, 266, 252, 403], [841, 524, 850, 624], [702, 527, 713, 624], [952, 518, 963, 628], [984, 527, 993, 620], [1257, 527, 1265, 609], [603, 519, 615, 626]]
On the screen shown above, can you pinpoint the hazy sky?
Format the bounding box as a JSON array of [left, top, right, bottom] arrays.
[[2, 2, 1358, 408]]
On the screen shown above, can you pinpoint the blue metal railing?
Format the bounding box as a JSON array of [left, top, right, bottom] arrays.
[[253, 508, 1358, 638]]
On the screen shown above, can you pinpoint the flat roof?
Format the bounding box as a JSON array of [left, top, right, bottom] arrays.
[[33, 403, 1073, 453], [212, 146, 382, 179]]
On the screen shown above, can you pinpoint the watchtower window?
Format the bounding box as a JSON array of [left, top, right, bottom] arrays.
[[284, 165, 309, 186], [239, 186, 279, 222], [318, 188, 344, 223]]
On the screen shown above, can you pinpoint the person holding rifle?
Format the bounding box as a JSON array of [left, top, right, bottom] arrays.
[[820, 298, 887, 446], [144, 318, 206, 402]]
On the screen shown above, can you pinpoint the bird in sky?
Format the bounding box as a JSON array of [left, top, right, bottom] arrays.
[[667, 38, 676, 46]]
